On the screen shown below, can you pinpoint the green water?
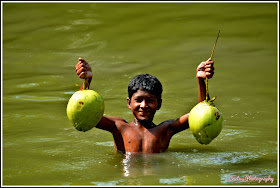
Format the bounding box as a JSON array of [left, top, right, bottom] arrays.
[[2, 2, 278, 186]]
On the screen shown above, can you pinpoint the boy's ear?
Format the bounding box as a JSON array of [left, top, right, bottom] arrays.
[[157, 99, 162, 110], [127, 97, 132, 110]]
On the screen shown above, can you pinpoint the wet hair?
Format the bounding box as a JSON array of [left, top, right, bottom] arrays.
[[128, 73, 162, 102]]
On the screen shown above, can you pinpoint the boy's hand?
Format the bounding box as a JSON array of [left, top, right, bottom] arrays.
[[196, 58, 215, 80], [75, 58, 92, 80]]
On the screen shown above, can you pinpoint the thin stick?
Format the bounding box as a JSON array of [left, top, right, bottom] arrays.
[[206, 30, 220, 101], [209, 30, 220, 61]]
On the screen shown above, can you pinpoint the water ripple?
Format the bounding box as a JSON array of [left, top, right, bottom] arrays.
[[174, 151, 262, 166], [24, 137, 58, 143], [17, 83, 39, 88], [159, 177, 186, 185], [91, 179, 124, 186], [95, 141, 114, 147], [72, 19, 101, 25], [12, 95, 67, 102]]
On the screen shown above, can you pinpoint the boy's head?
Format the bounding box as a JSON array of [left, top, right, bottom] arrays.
[[128, 73, 162, 102]]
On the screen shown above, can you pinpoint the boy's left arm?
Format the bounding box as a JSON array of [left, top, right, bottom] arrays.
[[75, 58, 92, 90], [167, 58, 215, 135], [196, 58, 215, 102], [164, 114, 189, 136]]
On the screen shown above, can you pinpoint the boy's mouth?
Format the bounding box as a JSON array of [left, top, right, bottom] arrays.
[[138, 110, 150, 116]]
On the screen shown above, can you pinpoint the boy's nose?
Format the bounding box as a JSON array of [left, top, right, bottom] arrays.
[[140, 101, 147, 108]]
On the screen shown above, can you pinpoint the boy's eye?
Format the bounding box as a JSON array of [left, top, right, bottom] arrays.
[[147, 99, 155, 103], [134, 98, 142, 102], [133, 98, 156, 104]]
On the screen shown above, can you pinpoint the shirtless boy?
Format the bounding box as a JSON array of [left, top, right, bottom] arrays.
[[75, 58, 214, 154]]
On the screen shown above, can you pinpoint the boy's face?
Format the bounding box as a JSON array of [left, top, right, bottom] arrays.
[[127, 89, 161, 122]]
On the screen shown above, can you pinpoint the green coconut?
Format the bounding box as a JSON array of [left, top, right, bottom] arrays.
[[188, 99, 223, 145], [66, 89, 104, 132]]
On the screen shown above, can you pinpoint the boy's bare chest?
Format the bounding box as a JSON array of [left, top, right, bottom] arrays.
[[122, 128, 158, 143], [119, 125, 170, 153]]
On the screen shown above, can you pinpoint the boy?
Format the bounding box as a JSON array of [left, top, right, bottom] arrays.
[[75, 58, 214, 154]]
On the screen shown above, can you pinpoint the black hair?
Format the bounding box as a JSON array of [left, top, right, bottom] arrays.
[[128, 73, 162, 102]]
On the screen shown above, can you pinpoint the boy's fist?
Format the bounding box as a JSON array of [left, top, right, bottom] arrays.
[[196, 58, 215, 80], [75, 58, 92, 79]]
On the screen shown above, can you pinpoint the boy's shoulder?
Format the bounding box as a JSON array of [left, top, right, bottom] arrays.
[[114, 118, 131, 129], [157, 119, 177, 127]]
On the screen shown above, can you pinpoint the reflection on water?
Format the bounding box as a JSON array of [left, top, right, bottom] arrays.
[[118, 148, 278, 185], [122, 152, 163, 177], [123, 153, 131, 177]]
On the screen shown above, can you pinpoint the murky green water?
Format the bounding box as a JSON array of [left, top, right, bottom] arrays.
[[2, 2, 278, 186]]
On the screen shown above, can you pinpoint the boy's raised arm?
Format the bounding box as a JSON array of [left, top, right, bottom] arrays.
[[196, 58, 214, 102], [96, 116, 126, 133], [74, 58, 123, 133], [166, 59, 215, 135], [75, 58, 92, 90]]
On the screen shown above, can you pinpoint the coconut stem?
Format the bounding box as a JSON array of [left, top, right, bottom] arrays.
[[83, 79, 89, 90], [209, 96, 217, 102], [206, 30, 220, 102], [83, 80, 85, 90], [206, 77, 210, 101]]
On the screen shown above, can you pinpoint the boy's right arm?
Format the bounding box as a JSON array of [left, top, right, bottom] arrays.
[[96, 116, 126, 133], [75, 58, 125, 133]]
